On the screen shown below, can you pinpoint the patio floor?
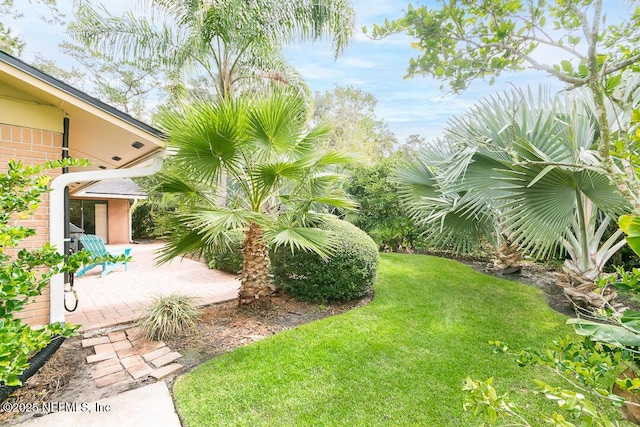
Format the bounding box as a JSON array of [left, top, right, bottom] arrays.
[[65, 242, 240, 333]]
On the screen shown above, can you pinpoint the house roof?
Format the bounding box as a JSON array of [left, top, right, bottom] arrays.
[[73, 178, 147, 200], [0, 50, 166, 192]]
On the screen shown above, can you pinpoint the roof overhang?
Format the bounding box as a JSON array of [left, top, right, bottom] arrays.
[[0, 50, 166, 193], [72, 177, 148, 200]]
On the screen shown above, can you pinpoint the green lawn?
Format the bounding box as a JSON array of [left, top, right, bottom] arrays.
[[173, 253, 573, 426]]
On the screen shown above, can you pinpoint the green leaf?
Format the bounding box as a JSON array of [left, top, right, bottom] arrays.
[[560, 60, 573, 74], [568, 318, 640, 346], [619, 214, 640, 256]]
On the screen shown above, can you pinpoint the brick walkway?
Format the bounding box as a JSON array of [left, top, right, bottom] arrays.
[[83, 326, 184, 388], [65, 242, 240, 333]]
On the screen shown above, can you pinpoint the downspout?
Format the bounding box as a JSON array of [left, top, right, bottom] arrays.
[[62, 118, 70, 285], [49, 155, 164, 324]]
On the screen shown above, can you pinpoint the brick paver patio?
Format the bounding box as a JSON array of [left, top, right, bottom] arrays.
[[65, 242, 240, 333], [82, 326, 184, 388]]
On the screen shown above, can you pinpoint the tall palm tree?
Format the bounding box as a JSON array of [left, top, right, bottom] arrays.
[[70, 0, 355, 100], [400, 87, 630, 306], [155, 90, 356, 305]]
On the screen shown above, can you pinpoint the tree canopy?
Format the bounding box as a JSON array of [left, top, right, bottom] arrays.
[[70, 0, 356, 100], [312, 85, 396, 161]]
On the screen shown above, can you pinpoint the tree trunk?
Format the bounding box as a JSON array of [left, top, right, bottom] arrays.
[[238, 222, 274, 306], [493, 239, 523, 274]]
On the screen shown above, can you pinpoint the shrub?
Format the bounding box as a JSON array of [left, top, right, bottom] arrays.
[[346, 155, 426, 252], [137, 294, 199, 341], [203, 231, 244, 274], [0, 159, 86, 386], [271, 217, 379, 302]]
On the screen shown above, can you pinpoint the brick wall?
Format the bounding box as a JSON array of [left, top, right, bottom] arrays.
[[1, 123, 63, 327]]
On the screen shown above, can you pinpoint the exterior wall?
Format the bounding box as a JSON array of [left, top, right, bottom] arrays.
[[0, 123, 63, 327], [107, 199, 131, 244], [70, 197, 132, 244]]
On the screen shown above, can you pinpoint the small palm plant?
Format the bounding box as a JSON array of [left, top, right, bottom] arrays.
[[154, 90, 356, 306]]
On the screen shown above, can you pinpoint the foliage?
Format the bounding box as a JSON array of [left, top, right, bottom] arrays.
[[271, 217, 378, 302], [131, 203, 157, 240], [131, 173, 180, 240], [462, 377, 531, 426], [173, 253, 570, 426], [397, 143, 499, 256], [32, 42, 164, 121], [368, 0, 640, 211], [70, 0, 355, 100], [620, 214, 640, 258], [464, 337, 633, 426], [367, 0, 639, 91], [0, 159, 88, 386], [204, 231, 243, 274], [396, 133, 427, 160], [345, 155, 424, 251], [137, 293, 199, 341], [398, 87, 629, 288], [311, 85, 396, 161], [153, 90, 356, 304], [462, 217, 640, 425], [0, 0, 63, 55], [0, 22, 23, 55]]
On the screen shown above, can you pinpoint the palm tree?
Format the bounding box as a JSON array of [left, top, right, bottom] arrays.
[[154, 90, 356, 305], [400, 87, 630, 306], [396, 142, 502, 258], [70, 0, 355, 100]]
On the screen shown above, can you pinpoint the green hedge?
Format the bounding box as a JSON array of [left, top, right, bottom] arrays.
[[271, 218, 379, 302], [204, 231, 244, 274]]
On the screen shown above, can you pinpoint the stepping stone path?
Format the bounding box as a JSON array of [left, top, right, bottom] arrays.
[[82, 327, 184, 388]]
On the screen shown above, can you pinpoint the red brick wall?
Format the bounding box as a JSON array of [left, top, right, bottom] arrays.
[[1, 123, 63, 326]]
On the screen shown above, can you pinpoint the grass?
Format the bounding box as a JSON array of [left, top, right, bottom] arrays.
[[173, 253, 574, 426], [137, 293, 199, 341]]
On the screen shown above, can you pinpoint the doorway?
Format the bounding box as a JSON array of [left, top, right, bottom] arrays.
[[69, 200, 108, 243]]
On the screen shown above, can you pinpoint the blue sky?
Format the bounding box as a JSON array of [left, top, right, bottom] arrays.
[[8, 0, 619, 143]]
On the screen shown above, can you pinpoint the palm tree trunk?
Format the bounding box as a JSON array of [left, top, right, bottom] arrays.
[[238, 222, 273, 306]]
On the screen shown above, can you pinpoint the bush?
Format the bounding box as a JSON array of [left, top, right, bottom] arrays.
[[0, 159, 86, 386], [345, 155, 426, 252], [203, 231, 244, 274], [137, 294, 199, 341], [271, 218, 379, 302]]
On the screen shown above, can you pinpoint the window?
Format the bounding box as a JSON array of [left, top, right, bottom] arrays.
[[69, 200, 107, 236]]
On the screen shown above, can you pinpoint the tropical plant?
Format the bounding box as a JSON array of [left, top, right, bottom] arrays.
[[70, 0, 355, 100], [154, 90, 356, 305], [399, 87, 629, 303], [137, 293, 199, 341], [397, 141, 503, 259]]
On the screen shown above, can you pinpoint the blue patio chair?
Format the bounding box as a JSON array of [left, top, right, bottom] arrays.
[[76, 234, 131, 278]]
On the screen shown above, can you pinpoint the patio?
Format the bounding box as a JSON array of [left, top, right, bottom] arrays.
[[65, 242, 240, 333]]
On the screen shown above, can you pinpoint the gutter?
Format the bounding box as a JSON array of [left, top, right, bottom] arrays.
[[48, 155, 164, 324]]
